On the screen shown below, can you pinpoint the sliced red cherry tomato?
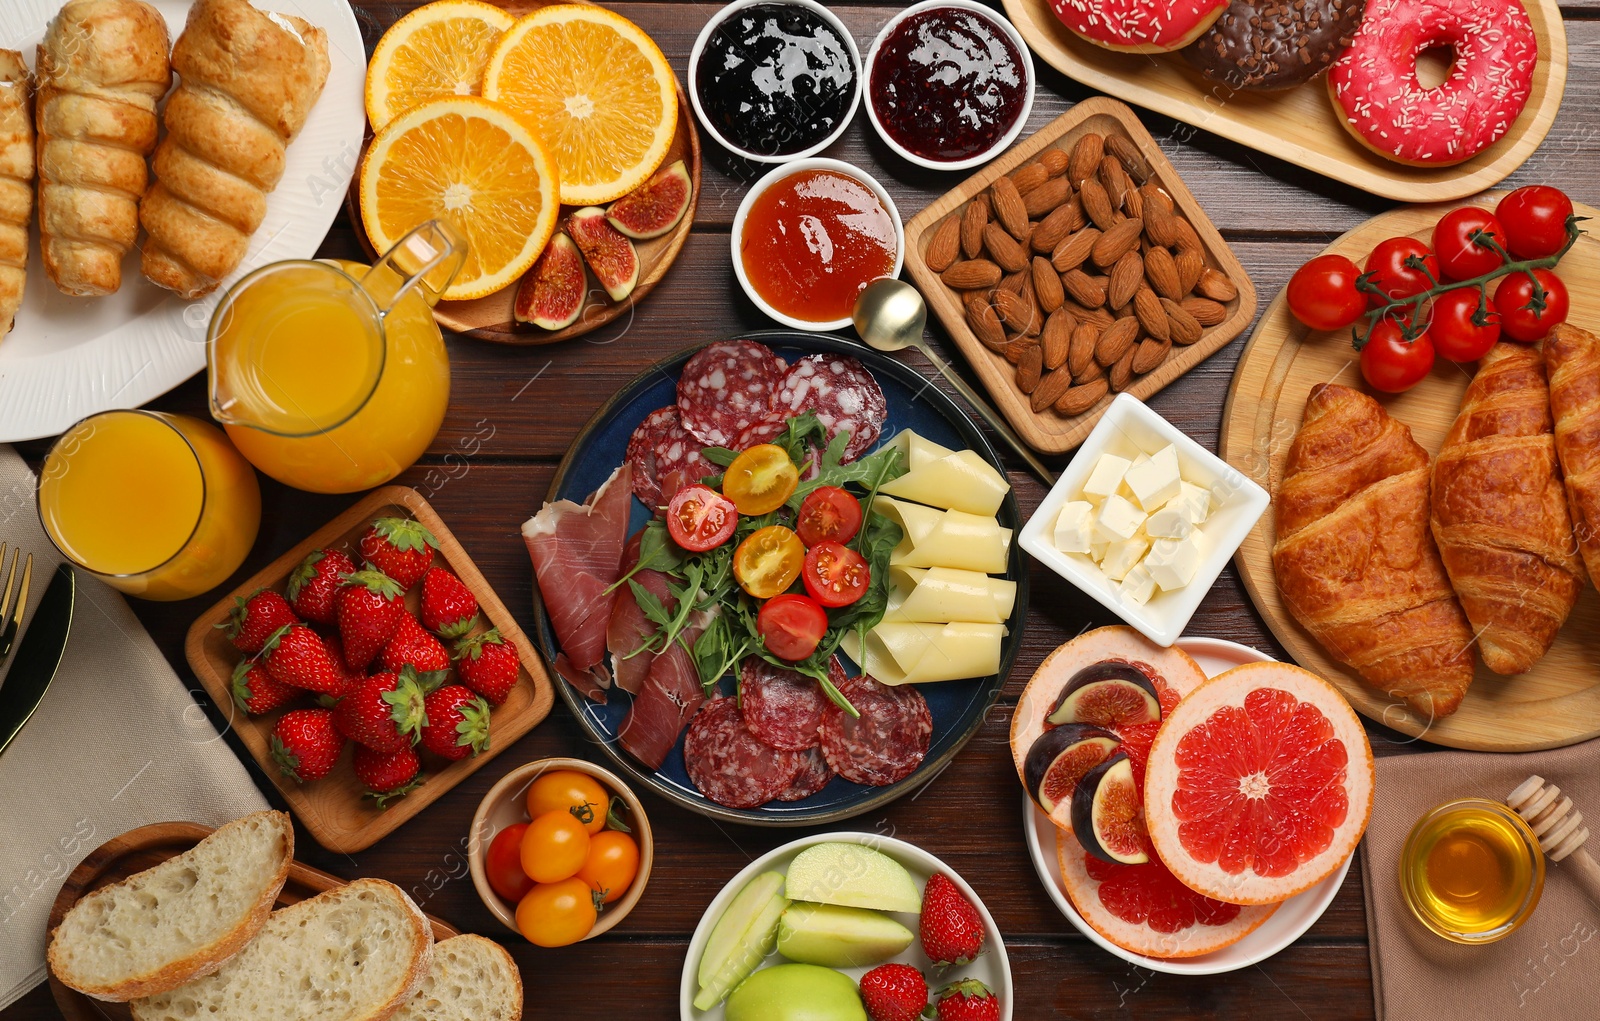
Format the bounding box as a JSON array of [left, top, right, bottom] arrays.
[[756, 593, 829, 660], [1287, 254, 1367, 331], [1429, 287, 1501, 362], [1360, 318, 1435, 393], [722, 443, 799, 515], [1364, 237, 1439, 307], [733, 525, 805, 599], [1494, 269, 1570, 343], [801, 540, 870, 608], [1433, 207, 1508, 282], [485, 823, 534, 903], [666, 484, 737, 552], [796, 486, 863, 547], [1496, 186, 1574, 259]]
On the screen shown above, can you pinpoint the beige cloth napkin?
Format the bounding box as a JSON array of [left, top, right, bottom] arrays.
[[1364, 740, 1600, 1020], [0, 445, 268, 1011]]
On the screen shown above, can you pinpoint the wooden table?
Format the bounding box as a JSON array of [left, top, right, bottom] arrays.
[[10, 1, 1600, 1017]]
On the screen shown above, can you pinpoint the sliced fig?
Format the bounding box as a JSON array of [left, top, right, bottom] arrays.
[[567, 206, 640, 302], [1072, 752, 1149, 865], [1024, 723, 1119, 815], [1047, 661, 1161, 729], [607, 160, 692, 239], [513, 233, 586, 329]]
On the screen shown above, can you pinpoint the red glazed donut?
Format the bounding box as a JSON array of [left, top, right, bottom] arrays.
[[1049, 0, 1227, 53], [1328, 0, 1538, 166]]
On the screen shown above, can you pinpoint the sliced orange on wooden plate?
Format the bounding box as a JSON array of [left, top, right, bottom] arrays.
[[365, 0, 516, 131]]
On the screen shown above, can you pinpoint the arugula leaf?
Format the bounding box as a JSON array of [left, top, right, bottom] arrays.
[[608, 519, 686, 594], [788, 442, 907, 511], [701, 446, 738, 468]]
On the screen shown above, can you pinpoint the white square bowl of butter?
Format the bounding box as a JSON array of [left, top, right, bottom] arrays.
[[1018, 393, 1269, 646]]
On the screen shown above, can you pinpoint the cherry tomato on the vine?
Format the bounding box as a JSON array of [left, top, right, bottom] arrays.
[[1428, 287, 1501, 362], [516, 877, 597, 947], [733, 525, 806, 599], [1360, 318, 1435, 393], [722, 443, 799, 515], [1364, 237, 1439, 307], [1433, 207, 1508, 281], [526, 769, 608, 835], [485, 823, 535, 903], [666, 484, 737, 552], [756, 593, 829, 660], [796, 485, 863, 547], [520, 809, 591, 884], [578, 830, 640, 904], [802, 541, 871, 608], [1287, 254, 1367, 331], [1494, 269, 1570, 343], [1496, 186, 1574, 259]]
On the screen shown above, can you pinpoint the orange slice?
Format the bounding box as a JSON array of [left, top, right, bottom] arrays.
[[360, 96, 560, 301], [365, 0, 516, 131], [483, 4, 677, 205]]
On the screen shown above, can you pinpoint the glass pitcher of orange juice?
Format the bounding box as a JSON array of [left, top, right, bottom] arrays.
[[207, 220, 466, 494]]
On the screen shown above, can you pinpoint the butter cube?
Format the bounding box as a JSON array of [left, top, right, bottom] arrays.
[[1145, 503, 1194, 540], [1101, 537, 1149, 582], [1082, 453, 1132, 502], [1090, 540, 1109, 563], [1096, 493, 1146, 542], [1054, 501, 1095, 554], [1119, 562, 1156, 605], [1146, 535, 1203, 591], [1170, 480, 1213, 526], [1123, 445, 1182, 510]]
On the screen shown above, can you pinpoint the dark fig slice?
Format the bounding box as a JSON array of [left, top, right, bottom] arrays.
[[607, 159, 692, 239], [1024, 723, 1119, 815], [513, 233, 586, 329], [1046, 660, 1161, 729], [567, 206, 640, 301], [1072, 752, 1149, 865]]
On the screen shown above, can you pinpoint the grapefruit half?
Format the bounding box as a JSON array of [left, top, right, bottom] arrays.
[[1143, 662, 1375, 905]]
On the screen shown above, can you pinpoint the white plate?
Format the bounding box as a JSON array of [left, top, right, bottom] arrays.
[[0, 0, 366, 442], [1021, 635, 1353, 975], [681, 832, 1014, 1020]]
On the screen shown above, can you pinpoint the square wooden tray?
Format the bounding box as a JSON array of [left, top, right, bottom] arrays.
[[903, 97, 1257, 454], [185, 486, 554, 853]]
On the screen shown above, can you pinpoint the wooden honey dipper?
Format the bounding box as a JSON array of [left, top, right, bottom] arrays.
[[1507, 775, 1600, 909]]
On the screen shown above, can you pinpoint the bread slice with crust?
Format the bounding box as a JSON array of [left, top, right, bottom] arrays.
[[392, 935, 522, 1021], [48, 810, 293, 1001]]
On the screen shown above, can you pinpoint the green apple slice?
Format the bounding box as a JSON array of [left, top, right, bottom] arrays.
[[724, 964, 868, 1021], [695, 870, 789, 1010], [784, 843, 922, 913], [776, 902, 914, 968]]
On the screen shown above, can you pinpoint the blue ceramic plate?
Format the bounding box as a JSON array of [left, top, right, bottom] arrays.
[[537, 332, 1028, 826]]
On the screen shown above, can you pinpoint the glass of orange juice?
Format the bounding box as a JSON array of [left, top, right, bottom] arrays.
[[37, 411, 261, 601]]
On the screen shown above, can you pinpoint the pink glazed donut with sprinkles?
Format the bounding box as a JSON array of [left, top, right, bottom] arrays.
[[1049, 0, 1227, 52], [1327, 0, 1538, 166]]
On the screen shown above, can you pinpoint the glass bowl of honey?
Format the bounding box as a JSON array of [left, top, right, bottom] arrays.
[[1400, 797, 1545, 944]]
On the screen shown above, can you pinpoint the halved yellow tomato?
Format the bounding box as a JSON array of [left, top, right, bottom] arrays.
[[722, 443, 799, 515], [733, 525, 805, 599]]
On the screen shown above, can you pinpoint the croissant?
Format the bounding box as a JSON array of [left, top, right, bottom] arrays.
[[36, 0, 171, 297], [1432, 342, 1585, 675], [1273, 383, 1476, 720], [0, 50, 31, 335], [139, 0, 329, 299], [1545, 323, 1600, 583]]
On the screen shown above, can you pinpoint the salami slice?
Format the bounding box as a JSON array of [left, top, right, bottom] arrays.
[[740, 657, 831, 751], [820, 672, 932, 787], [774, 354, 887, 462], [775, 746, 835, 802], [625, 406, 681, 509], [734, 415, 788, 451], [654, 415, 719, 502], [685, 696, 806, 809], [677, 340, 789, 447]]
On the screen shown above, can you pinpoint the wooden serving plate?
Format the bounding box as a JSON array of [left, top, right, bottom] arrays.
[[904, 97, 1256, 455], [185, 487, 554, 852], [47, 821, 460, 1021], [1000, 0, 1567, 203], [1221, 195, 1600, 751], [350, 0, 702, 345]]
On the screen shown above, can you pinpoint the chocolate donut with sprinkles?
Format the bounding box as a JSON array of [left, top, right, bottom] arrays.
[[1049, 0, 1228, 52], [1327, 0, 1537, 166], [1183, 0, 1367, 91]]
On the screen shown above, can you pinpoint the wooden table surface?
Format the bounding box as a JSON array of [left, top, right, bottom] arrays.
[[10, 1, 1600, 1017]]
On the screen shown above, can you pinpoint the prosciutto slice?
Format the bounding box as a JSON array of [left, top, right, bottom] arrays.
[[523, 464, 632, 700], [606, 532, 670, 696], [619, 606, 713, 769]]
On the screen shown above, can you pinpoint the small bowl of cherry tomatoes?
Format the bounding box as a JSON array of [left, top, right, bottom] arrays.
[[468, 757, 654, 946]]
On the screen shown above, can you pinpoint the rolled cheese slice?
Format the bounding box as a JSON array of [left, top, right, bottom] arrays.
[[883, 566, 1017, 624], [878, 497, 1011, 574], [841, 621, 1006, 685], [880, 430, 1009, 516]]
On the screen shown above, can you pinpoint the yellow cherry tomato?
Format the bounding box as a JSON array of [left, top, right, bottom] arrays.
[[519, 809, 591, 883], [516, 877, 598, 947], [526, 769, 609, 835], [733, 525, 805, 599], [722, 443, 799, 515], [578, 830, 640, 904]]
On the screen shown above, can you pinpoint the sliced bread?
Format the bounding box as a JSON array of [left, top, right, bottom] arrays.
[[391, 935, 522, 1021], [48, 810, 294, 1001], [129, 877, 433, 1021]]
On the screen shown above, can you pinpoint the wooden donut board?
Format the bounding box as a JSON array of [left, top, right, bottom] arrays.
[[1221, 195, 1600, 752]]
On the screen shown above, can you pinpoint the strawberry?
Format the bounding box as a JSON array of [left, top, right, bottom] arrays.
[[230, 659, 301, 715], [859, 964, 927, 1021], [269, 708, 344, 782], [453, 628, 519, 706], [262, 624, 347, 696], [286, 548, 357, 624], [380, 613, 452, 689], [336, 569, 407, 671], [353, 744, 422, 806], [420, 684, 490, 761], [358, 517, 438, 591], [334, 668, 428, 753], [919, 874, 985, 967], [319, 635, 363, 703], [218, 589, 297, 653], [420, 567, 479, 638], [932, 980, 999, 1021]]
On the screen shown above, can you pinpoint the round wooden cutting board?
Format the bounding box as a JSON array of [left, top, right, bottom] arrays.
[[1221, 195, 1600, 752]]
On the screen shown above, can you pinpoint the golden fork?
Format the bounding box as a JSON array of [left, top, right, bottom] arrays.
[[0, 542, 33, 669]]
